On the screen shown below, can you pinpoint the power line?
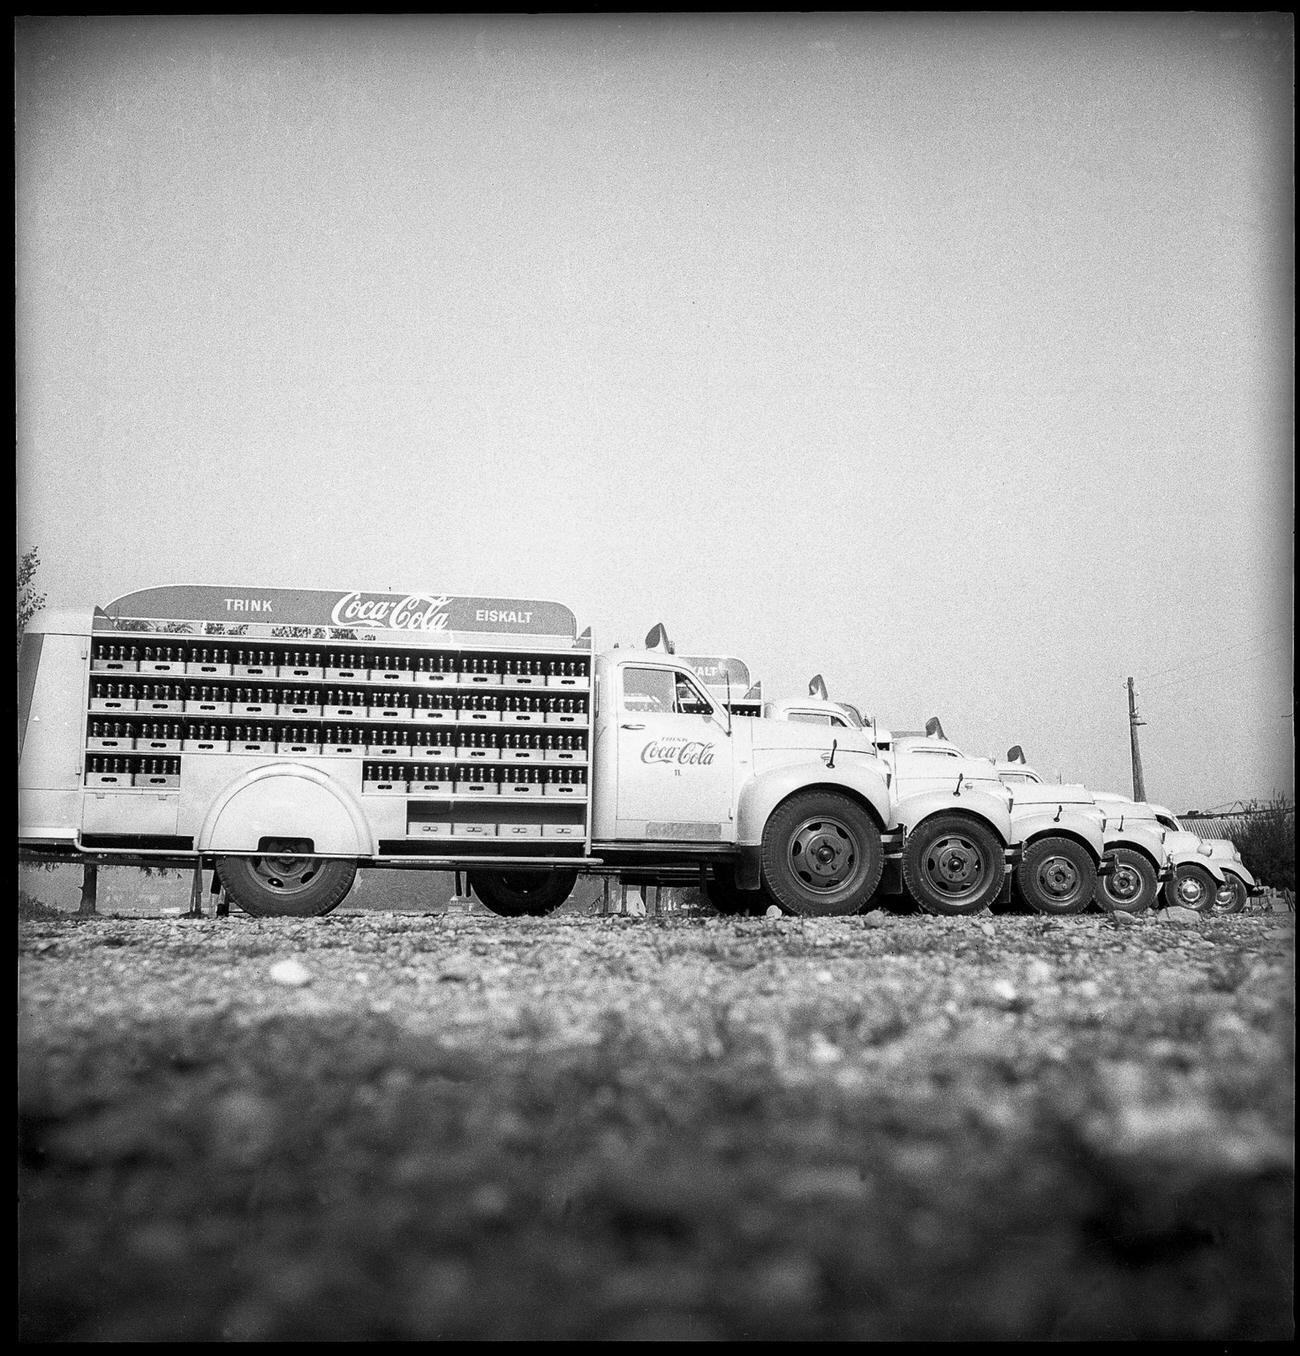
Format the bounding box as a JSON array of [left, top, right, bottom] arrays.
[[1141, 643, 1290, 696], [1138, 624, 1290, 685]]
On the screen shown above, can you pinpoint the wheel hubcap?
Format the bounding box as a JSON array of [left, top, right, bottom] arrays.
[[1176, 873, 1207, 906], [1213, 881, 1242, 911], [1036, 855, 1080, 900], [924, 835, 987, 900], [789, 817, 858, 893], [252, 853, 321, 895], [1109, 865, 1140, 901]]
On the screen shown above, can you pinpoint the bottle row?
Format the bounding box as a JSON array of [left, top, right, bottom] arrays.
[[364, 762, 588, 797], [87, 721, 587, 761], [83, 753, 589, 798], [89, 684, 589, 723], [91, 643, 589, 686], [85, 755, 181, 789]]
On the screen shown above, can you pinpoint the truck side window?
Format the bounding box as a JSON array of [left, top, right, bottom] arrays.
[[788, 712, 834, 726], [623, 667, 675, 712], [622, 667, 715, 716]]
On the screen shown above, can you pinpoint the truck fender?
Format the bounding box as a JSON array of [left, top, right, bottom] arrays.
[[893, 787, 1013, 847], [1169, 848, 1226, 883], [1220, 863, 1259, 891], [735, 761, 893, 849], [1101, 825, 1168, 877], [197, 764, 373, 856], [1012, 808, 1105, 863]]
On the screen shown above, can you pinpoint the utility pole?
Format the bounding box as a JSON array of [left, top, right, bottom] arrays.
[[1127, 676, 1147, 802]]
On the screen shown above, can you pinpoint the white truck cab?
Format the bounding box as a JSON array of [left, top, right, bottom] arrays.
[[592, 650, 894, 916], [1075, 790, 1173, 913], [763, 691, 1017, 917]]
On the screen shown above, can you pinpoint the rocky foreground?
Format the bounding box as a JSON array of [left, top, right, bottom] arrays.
[[18, 902, 1295, 1340]]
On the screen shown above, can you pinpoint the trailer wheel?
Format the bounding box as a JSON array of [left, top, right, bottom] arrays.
[[467, 869, 577, 917], [1162, 862, 1216, 912], [704, 865, 768, 917], [902, 814, 1003, 916], [1093, 847, 1157, 914], [760, 791, 882, 917], [215, 851, 356, 918], [1014, 837, 1097, 915], [1208, 872, 1248, 916]]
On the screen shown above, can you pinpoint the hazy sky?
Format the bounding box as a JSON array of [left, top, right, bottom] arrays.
[[15, 14, 1294, 811]]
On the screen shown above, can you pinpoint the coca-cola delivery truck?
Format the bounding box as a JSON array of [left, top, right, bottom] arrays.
[[19, 586, 902, 919]]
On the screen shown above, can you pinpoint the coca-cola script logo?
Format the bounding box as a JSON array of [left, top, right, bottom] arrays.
[[329, 592, 452, 631], [640, 736, 716, 766]]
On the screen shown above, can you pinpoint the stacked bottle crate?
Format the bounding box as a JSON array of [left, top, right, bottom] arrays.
[[85, 639, 591, 842]]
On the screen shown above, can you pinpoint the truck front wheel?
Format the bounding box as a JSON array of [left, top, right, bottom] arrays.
[[1014, 837, 1097, 915], [760, 791, 883, 917], [1162, 863, 1216, 912], [902, 815, 1004, 916], [1093, 848, 1158, 913], [1208, 872, 1248, 916], [467, 869, 577, 917], [215, 851, 356, 918]]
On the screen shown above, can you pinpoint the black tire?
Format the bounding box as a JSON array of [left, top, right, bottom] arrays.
[[704, 865, 769, 917], [760, 791, 883, 917], [1014, 836, 1097, 916], [467, 868, 577, 917], [1162, 862, 1216, 912], [902, 814, 1004, 917], [1208, 872, 1248, 916], [215, 851, 356, 918], [1094, 847, 1158, 914]]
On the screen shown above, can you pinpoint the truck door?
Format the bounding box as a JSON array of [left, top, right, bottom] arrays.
[[614, 663, 735, 842]]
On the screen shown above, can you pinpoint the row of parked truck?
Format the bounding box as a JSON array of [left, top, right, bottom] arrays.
[[754, 671, 1260, 920], [16, 586, 1261, 920]]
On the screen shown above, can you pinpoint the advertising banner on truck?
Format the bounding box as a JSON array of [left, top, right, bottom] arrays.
[[96, 587, 579, 643]]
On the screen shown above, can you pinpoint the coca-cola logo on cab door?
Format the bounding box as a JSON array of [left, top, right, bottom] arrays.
[[640, 736, 716, 766]]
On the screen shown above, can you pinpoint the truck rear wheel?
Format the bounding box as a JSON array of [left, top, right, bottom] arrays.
[[760, 791, 883, 917], [1093, 847, 1157, 913], [1162, 862, 1216, 912], [215, 851, 356, 918], [902, 814, 1003, 916], [1208, 872, 1248, 916], [1014, 837, 1096, 915], [467, 868, 576, 917], [705, 865, 768, 916]]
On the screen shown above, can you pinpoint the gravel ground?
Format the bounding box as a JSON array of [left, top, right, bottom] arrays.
[[18, 895, 1295, 1341]]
